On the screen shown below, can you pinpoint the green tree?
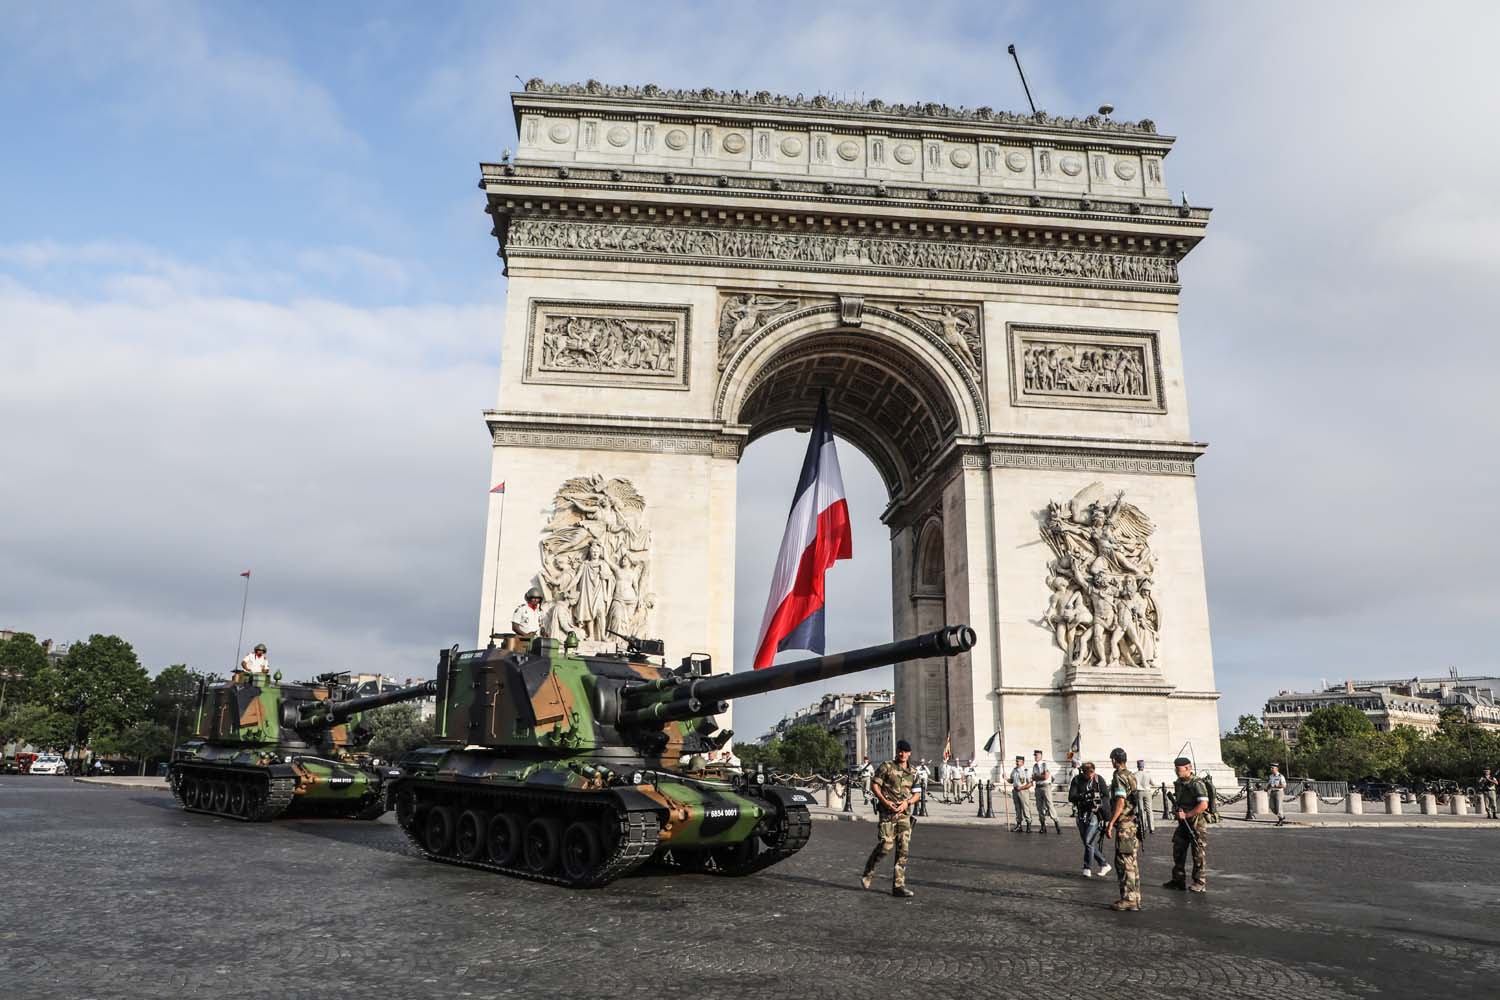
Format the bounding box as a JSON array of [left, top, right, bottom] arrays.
[[363, 702, 435, 762], [51, 635, 152, 746], [775, 724, 846, 775], [1296, 704, 1375, 750], [0, 632, 53, 711], [95, 721, 175, 774], [0, 703, 75, 751], [1220, 714, 1285, 778], [734, 741, 778, 771], [150, 664, 207, 741]]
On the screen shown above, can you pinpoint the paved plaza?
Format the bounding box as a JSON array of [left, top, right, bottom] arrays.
[[3, 779, 1498, 999]]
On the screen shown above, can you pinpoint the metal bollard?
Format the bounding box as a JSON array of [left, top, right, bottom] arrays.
[[843, 780, 853, 813], [984, 780, 996, 819], [977, 779, 987, 817]]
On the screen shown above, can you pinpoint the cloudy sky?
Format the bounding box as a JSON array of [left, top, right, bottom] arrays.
[[3, 3, 1496, 744]]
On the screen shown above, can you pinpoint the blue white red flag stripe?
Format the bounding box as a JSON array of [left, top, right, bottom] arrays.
[[239, 570, 251, 578], [753, 393, 853, 669], [490, 482, 506, 494]]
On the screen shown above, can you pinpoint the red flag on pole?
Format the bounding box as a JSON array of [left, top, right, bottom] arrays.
[[240, 570, 251, 578], [490, 482, 506, 494]]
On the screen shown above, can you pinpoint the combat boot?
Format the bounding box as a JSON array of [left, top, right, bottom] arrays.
[[1162, 879, 1187, 890], [860, 872, 873, 890], [1109, 899, 1140, 911], [892, 886, 915, 898], [1189, 881, 1207, 893]]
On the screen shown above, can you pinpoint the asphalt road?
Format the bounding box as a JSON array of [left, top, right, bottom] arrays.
[[2, 778, 1497, 999]]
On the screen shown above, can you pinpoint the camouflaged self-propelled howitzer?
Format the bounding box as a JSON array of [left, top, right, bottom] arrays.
[[169, 671, 436, 821], [388, 624, 976, 887]]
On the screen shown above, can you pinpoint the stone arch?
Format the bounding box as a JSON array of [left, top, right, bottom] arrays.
[[717, 304, 985, 498]]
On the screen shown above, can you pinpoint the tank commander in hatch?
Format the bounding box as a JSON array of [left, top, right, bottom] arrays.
[[511, 587, 546, 639], [240, 643, 269, 674]]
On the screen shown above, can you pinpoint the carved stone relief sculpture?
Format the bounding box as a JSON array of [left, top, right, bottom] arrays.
[[507, 220, 1181, 287], [1039, 483, 1159, 671], [525, 300, 690, 390], [1008, 325, 1164, 413], [534, 475, 656, 649], [717, 293, 798, 369], [899, 304, 982, 375]]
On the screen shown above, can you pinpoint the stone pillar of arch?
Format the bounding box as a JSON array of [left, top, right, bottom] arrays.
[[473, 81, 1226, 778]]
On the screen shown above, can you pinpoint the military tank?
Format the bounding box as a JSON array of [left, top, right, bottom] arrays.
[[169, 670, 436, 821], [388, 624, 976, 887]]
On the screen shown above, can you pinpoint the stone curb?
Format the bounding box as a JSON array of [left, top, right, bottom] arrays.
[[73, 776, 170, 790]]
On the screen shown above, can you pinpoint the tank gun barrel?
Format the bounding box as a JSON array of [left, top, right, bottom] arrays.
[[611, 625, 975, 726], [299, 679, 437, 727]]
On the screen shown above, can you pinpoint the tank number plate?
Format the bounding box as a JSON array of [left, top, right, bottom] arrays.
[[704, 807, 739, 819]]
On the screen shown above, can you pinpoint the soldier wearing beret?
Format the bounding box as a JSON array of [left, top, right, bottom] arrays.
[[1165, 756, 1210, 893], [861, 738, 918, 898]]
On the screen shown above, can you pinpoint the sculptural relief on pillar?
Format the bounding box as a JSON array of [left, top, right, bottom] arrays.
[[717, 293, 798, 370], [525, 300, 690, 390], [1039, 483, 1159, 671], [534, 475, 656, 650]]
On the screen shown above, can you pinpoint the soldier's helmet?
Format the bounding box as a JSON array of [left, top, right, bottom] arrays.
[[1109, 747, 1127, 764], [525, 587, 544, 601], [253, 643, 267, 653]]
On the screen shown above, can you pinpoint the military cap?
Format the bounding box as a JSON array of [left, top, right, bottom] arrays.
[[524, 586, 544, 600], [1032, 748, 1043, 755], [1109, 747, 1128, 763], [895, 739, 912, 752], [1015, 754, 1025, 762], [1270, 762, 1281, 768], [253, 643, 267, 653], [1173, 756, 1193, 767]]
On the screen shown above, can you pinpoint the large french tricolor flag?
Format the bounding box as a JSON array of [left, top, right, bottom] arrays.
[[753, 393, 853, 669]]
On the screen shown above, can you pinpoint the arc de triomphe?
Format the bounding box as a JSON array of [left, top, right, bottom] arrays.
[[476, 80, 1224, 775]]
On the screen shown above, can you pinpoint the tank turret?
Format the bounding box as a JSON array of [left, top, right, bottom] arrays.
[[168, 671, 435, 822], [390, 625, 977, 887]]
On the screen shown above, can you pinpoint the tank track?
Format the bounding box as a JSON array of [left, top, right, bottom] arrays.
[[169, 764, 296, 822], [657, 801, 812, 876], [396, 782, 661, 888]]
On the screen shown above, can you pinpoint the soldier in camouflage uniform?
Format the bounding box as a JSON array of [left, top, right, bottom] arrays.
[[1480, 768, 1498, 819], [862, 738, 919, 898], [1165, 756, 1210, 892], [1103, 746, 1142, 911]]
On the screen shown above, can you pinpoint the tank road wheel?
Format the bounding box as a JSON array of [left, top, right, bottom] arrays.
[[393, 789, 416, 830], [424, 806, 457, 855], [486, 812, 522, 866], [210, 780, 230, 813], [523, 816, 563, 874], [456, 809, 488, 861], [227, 782, 246, 817], [560, 821, 602, 883], [182, 777, 200, 808]]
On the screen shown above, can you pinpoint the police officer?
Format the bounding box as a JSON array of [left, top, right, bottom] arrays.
[[862, 738, 919, 898], [1032, 749, 1062, 834], [1268, 763, 1287, 826], [1102, 746, 1142, 911], [1165, 756, 1210, 893], [1480, 767, 1499, 819], [511, 587, 545, 639], [1009, 754, 1035, 832]]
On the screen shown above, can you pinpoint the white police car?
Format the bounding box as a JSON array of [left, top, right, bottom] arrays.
[[29, 754, 68, 775]]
